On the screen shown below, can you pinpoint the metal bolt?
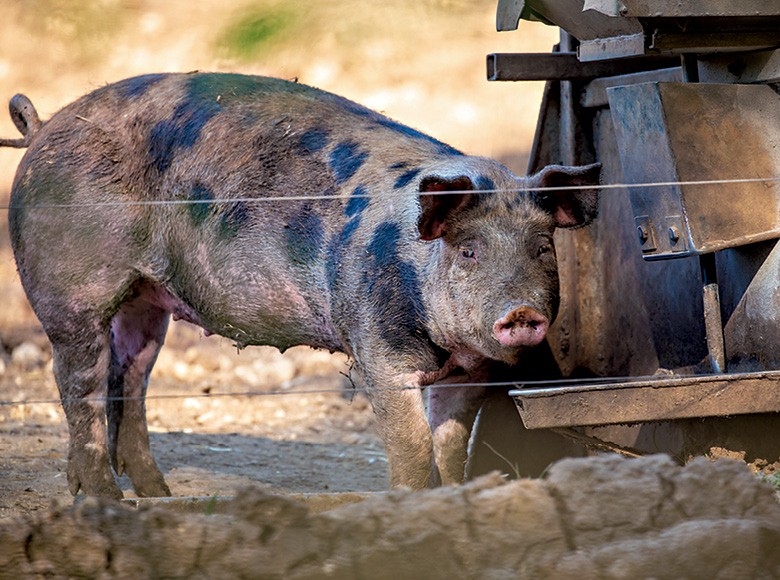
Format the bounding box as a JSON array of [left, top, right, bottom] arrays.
[[668, 225, 680, 245], [637, 224, 649, 244]]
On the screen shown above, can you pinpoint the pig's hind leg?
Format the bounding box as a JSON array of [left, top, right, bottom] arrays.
[[48, 315, 122, 499], [106, 288, 171, 497]]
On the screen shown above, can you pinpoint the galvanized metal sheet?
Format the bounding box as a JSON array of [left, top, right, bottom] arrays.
[[698, 49, 780, 84], [578, 33, 646, 61], [580, 67, 681, 108], [724, 238, 780, 373], [650, 29, 780, 54], [496, 0, 527, 31], [510, 371, 780, 428]]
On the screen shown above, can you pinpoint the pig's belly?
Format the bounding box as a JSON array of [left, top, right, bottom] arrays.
[[138, 278, 344, 353]]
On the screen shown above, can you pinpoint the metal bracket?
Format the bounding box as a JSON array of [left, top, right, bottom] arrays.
[[635, 215, 657, 253], [664, 215, 687, 253]]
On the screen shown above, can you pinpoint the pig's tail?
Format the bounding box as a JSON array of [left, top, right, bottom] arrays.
[[0, 94, 42, 148]]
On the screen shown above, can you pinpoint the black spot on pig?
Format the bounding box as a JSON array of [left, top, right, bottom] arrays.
[[339, 100, 376, 119], [149, 74, 283, 174], [186, 73, 283, 104], [7, 193, 26, 253], [394, 168, 420, 189], [475, 176, 495, 192], [344, 185, 369, 217], [149, 101, 218, 174], [219, 201, 251, 239], [329, 141, 368, 184], [364, 222, 428, 353], [329, 95, 461, 157], [188, 183, 213, 225], [285, 203, 325, 266], [116, 74, 166, 99], [326, 215, 362, 292], [296, 128, 330, 155], [376, 119, 463, 157]]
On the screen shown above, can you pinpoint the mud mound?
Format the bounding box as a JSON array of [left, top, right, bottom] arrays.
[[2, 454, 779, 579]]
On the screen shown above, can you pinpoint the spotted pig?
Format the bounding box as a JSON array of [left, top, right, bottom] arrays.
[[2, 73, 600, 498]]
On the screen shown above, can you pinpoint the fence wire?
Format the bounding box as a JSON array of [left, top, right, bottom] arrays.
[[0, 371, 739, 408], [0, 174, 778, 409], [0, 175, 778, 210]]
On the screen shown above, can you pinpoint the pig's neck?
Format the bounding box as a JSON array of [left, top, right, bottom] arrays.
[[418, 241, 489, 377]]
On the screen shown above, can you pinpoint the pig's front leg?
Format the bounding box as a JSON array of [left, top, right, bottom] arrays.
[[428, 381, 486, 485], [364, 367, 437, 490], [361, 353, 488, 489]]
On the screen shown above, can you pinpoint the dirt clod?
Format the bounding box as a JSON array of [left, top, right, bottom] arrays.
[[2, 456, 779, 579]]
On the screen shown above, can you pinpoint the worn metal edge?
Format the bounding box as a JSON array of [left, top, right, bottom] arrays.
[[510, 370, 780, 428]]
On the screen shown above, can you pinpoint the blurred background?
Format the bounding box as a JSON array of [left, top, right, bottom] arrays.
[[0, 0, 558, 193]]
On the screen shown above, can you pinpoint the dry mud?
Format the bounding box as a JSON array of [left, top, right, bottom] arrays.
[[2, 455, 779, 579]]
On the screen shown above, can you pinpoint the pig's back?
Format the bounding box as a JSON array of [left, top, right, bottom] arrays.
[[8, 73, 464, 352]]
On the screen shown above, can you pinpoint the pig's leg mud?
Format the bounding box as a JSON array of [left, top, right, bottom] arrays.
[[367, 376, 436, 490], [107, 292, 171, 497], [50, 320, 123, 500], [428, 383, 486, 485]]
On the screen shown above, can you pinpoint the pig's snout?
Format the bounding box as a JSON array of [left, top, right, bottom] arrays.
[[492, 305, 549, 348]]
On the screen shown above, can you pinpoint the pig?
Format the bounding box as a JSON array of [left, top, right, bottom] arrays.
[[2, 73, 600, 498]]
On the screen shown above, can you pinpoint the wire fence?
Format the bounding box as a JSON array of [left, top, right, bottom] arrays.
[[6, 366, 778, 409], [0, 173, 779, 410], [0, 175, 778, 210]]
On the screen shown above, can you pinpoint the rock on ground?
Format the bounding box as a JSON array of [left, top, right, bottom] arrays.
[[1, 455, 779, 579]]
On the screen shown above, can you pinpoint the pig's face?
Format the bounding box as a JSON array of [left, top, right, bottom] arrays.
[[439, 199, 559, 364], [418, 162, 600, 365]]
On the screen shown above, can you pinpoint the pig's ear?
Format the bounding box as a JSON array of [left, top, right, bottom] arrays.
[[528, 163, 601, 228], [417, 175, 476, 240]]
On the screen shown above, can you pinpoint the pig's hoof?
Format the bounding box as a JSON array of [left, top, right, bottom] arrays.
[[132, 475, 172, 498], [68, 473, 124, 500], [67, 455, 124, 500], [119, 454, 172, 497]]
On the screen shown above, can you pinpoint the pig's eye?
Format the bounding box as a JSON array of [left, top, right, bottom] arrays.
[[459, 246, 477, 261], [537, 243, 553, 257]]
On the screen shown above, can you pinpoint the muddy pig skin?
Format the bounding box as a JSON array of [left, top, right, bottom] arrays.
[[3, 73, 600, 498]]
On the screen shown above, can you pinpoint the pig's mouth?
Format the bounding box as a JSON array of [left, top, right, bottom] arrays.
[[491, 305, 550, 349]]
